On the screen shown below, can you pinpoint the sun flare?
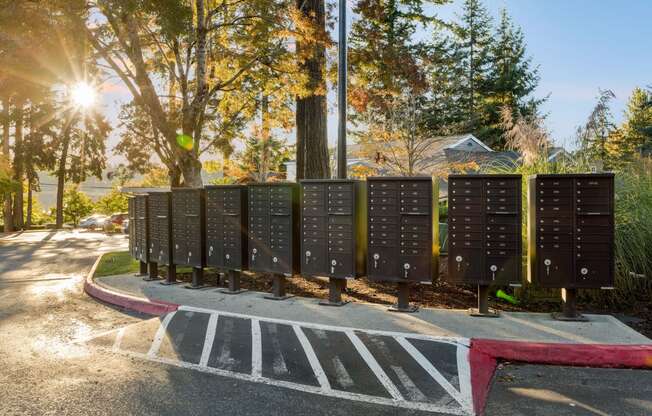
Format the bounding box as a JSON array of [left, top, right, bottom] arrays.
[[70, 82, 97, 109]]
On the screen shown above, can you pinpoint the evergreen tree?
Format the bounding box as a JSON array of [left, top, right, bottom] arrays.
[[452, 0, 494, 134], [578, 89, 617, 164], [622, 87, 652, 157], [483, 9, 542, 148]]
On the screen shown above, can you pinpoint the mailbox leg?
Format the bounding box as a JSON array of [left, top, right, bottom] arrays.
[[219, 270, 248, 295], [160, 264, 182, 285], [143, 262, 161, 281], [264, 274, 293, 300], [319, 279, 349, 307], [185, 267, 208, 290], [553, 288, 588, 321], [135, 261, 148, 277], [469, 285, 499, 317], [388, 282, 418, 313]]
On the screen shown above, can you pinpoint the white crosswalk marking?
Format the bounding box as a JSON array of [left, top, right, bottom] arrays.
[[293, 325, 332, 391], [87, 306, 474, 416], [345, 330, 404, 401], [395, 336, 473, 412], [199, 313, 219, 367], [251, 318, 262, 378], [147, 311, 176, 358]]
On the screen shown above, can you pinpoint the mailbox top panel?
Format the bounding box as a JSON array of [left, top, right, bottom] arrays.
[[367, 176, 433, 182], [530, 173, 615, 179], [300, 179, 362, 184], [147, 190, 171, 195], [171, 187, 204, 193], [247, 182, 297, 187], [205, 184, 247, 190], [448, 174, 522, 179]]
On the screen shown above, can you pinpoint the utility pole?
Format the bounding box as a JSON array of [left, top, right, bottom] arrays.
[[336, 0, 347, 179]]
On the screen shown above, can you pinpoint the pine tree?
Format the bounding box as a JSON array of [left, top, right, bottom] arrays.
[[578, 89, 617, 164], [483, 9, 542, 148], [452, 0, 494, 134], [622, 87, 652, 157]]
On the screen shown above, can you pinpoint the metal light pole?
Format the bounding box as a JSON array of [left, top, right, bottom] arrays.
[[337, 0, 347, 179]]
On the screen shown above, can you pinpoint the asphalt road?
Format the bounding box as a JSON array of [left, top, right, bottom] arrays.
[[0, 231, 459, 416]]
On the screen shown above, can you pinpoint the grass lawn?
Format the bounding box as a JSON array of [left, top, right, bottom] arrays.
[[95, 251, 193, 277], [95, 251, 140, 277]]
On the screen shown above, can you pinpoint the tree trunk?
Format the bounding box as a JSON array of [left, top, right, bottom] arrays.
[[56, 125, 71, 229], [1, 98, 12, 232], [295, 0, 330, 180], [12, 101, 24, 230], [26, 182, 32, 229]]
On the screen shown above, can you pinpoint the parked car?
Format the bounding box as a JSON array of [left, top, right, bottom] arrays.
[[79, 215, 109, 230], [110, 213, 128, 226], [122, 219, 129, 234]]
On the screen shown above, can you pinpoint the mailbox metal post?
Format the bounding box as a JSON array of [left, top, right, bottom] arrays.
[[161, 265, 180, 285], [205, 185, 249, 295], [300, 180, 367, 307], [247, 183, 300, 301], [366, 177, 439, 313], [389, 281, 417, 313], [171, 188, 208, 290], [527, 174, 615, 321], [446, 174, 523, 318], [136, 261, 148, 277]]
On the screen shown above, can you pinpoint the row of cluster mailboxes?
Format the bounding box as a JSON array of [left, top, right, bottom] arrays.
[[129, 173, 615, 289]]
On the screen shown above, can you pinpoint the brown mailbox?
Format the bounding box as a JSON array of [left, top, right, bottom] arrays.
[[147, 191, 173, 267], [247, 183, 300, 276], [366, 177, 438, 284], [205, 185, 248, 271], [171, 188, 206, 269], [528, 173, 615, 289], [133, 194, 150, 264], [300, 180, 367, 279], [447, 174, 523, 286]]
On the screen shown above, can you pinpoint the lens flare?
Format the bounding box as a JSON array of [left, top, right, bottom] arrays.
[[176, 134, 194, 151], [71, 82, 96, 109]]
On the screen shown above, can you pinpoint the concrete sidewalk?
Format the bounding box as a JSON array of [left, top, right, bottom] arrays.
[[95, 273, 650, 345]]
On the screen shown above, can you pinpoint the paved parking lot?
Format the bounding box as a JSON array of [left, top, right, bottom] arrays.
[[86, 306, 474, 416]]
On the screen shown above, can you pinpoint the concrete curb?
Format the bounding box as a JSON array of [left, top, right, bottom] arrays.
[[84, 254, 179, 316], [468, 338, 652, 415]]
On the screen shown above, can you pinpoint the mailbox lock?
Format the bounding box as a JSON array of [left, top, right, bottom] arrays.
[[225, 254, 230, 260], [544, 258, 552, 275], [580, 267, 588, 276], [305, 250, 311, 264], [403, 263, 411, 279], [331, 259, 337, 274], [490, 264, 498, 280], [251, 248, 257, 262], [373, 253, 380, 269], [273, 256, 278, 263], [455, 255, 463, 262]]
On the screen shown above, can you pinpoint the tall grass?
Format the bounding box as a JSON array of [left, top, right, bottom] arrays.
[[488, 156, 652, 308]]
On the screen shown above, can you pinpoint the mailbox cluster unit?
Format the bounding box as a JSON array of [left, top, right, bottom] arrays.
[[247, 183, 300, 276], [205, 185, 248, 271], [128, 197, 136, 259], [300, 180, 367, 279], [366, 177, 438, 284], [133, 194, 149, 264], [171, 188, 206, 271], [447, 175, 522, 286], [147, 191, 174, 269], [528, 174, 615, 289]]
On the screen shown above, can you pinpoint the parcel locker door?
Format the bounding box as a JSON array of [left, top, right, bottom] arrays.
[[186, 215, 203, 267], [536, 250, 572, 288], [302, 237, 327, 276], [158, 216, 171, 265], [367, 247, 399, 280], [448, 249, 483, 283]]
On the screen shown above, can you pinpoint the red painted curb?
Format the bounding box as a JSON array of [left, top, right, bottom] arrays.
[[84, 254, 179, 316], [469, 338, 652, 415]]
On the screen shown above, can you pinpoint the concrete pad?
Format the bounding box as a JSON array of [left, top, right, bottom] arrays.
[[96, 274, 651, 345]]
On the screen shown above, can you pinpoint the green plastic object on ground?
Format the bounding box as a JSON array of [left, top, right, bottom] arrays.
[[496, 289, 518, 305]]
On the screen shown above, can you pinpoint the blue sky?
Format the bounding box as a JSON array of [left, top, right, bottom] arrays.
[[100, 0, 652, 161]]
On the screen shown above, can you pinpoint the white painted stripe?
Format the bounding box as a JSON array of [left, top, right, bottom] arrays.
[[112, 327, 126, 352], [147, 312, 176, 358], [293, 325, 332, 391], [110, 348, 471, 415], [396, 336, 472, 411], [331, 356, 354, 388], [345, 330, 403, 401], [179, 305, 466, 347], [391, 365, 428, 402], [456, 344, 473, 408], [199, 313, 219, 367], [251, 318, 262, 378]]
